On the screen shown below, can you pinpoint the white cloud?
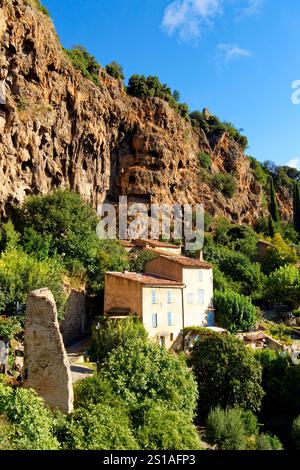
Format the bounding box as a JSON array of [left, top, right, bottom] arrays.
[[217, 43, 252, 62], [162, 0, 223, 41], [240, 0, 264, 17], [287, 158, 300, 170], [162, 0, 265, 41]]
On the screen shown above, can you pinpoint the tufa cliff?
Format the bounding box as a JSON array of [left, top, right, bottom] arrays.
[[0, 0, 290, 223]]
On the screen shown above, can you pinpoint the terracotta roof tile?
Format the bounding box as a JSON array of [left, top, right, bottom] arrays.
[[106, 272, 185, 287]]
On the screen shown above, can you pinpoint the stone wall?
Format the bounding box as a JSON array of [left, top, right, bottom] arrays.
[[60, 289, 86, 347], [23, 288, 73, 413]]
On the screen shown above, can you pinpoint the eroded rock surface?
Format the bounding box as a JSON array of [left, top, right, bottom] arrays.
[[24, 287, 74, 413], [0, 0, 292, 223]]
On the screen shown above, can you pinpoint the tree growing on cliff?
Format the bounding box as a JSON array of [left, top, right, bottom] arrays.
[[293, 182, 300, 236], [105, 61, 125, 81], [269, 178, 280, 223]]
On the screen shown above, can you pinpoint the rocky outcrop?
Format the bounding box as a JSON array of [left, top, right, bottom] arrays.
[[0, 0, 292, 224], [23, 288, 73, 413]]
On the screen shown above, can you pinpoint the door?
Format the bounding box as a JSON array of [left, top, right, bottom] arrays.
[[207, 311, 215, 327]]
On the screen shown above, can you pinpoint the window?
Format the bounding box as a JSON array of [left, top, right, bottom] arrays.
[[170, 333, 174, 342], [187, 293, 194, 304], [198, 289, 205, 305], [198, 270, 203, 281], [159, 336, 165, 347], [167, 289, 172, 304], [167, 312, 173, 326], [152, 289, 157, 304], [152, 313, 158, 328]]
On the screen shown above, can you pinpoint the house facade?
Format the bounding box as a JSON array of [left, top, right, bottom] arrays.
[[104, 250, 214, 348]]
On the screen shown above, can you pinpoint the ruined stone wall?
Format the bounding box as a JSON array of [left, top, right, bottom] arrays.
[[23, 288, 73, 413], [60, 289, 86, 347]]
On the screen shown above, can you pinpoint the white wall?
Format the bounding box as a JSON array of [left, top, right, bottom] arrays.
[[182, 268, 214, 327], [142, 286, 183, 348]]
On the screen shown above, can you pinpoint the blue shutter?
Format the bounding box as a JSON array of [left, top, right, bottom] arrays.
[[198, 289, 204, 305], [152, 313, 158, 328], [167, 290, 172, 304], [167, 312, 173, 326], [152, 289, 156, 304]]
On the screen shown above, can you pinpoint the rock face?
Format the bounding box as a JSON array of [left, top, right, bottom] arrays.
[[0, 0, 292, 223], [23, 288, 74, 413]]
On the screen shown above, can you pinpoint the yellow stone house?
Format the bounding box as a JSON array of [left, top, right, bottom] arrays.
[[104, 243, 214, 348]]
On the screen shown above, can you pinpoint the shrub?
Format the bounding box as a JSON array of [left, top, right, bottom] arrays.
[[105, 61, 125, 81], [127, 75, 189, 119], [73, 375, 121, 409], [214, 290, 257, 333], [255, 433, 283, 450], [198, 152, 211, 171], [0, 383, 59, 450], [189, 333, 264, 416], [0, 316, 22, 340], [101, 339, 198, 420], [137, 404, 202, 450], [206, 407, 247, 450], [190, 111, 248, 150], [63, 404, 139, 450], [292, 415, 300, 449], [212, 173, 237, 198], [65, 46, 100, 85], [91, 317, 148, 364]]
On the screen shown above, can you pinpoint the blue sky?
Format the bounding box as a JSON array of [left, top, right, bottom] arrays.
[[42, 0, 300, 168]]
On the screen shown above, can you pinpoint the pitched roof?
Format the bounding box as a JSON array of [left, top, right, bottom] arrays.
[[146, 251, 213, 269], [106, 271, 185, 287], [134, 239, 180, 249]]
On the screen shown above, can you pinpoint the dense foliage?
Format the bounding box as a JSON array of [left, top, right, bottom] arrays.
[[13, 190, 129, 292], [127, 75, 190, 119], [102, 339, 198, 419], [214, 290, 257, 333], [0, 382, 59, 450], [91, 317, 148, 364], [190, 111, 248, 150], [105, 61, 125, 81], [190, 333, 264, 416], [65, 46, 100, 85]]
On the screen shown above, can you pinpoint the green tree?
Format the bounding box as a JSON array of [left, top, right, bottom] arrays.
[[261, 233, 298, 275], [264, 264, 300, 308], [0, 316, 22, 340], [91, 317, 148, 365], [189, 333, 264, 416], [63, 404, 139, 450], [137, 404, 202, 450], [65, 46, 100, 85], [0, 382, 59, 450], [74, 375, 123, 409], [129, 250, 157, 273], [14, 190, 128, 292], [269, 178, 280, 223], [102, 339, 198, 420], [0, 249, 65, 317], [214, 290, 257, 333], [105, 61, 125, 81], [293, 183, 300, 236]]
